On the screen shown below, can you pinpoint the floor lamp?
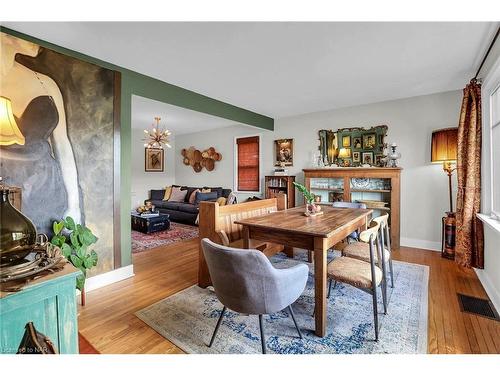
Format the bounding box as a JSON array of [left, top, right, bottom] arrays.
[[431, 127, 458, 259]]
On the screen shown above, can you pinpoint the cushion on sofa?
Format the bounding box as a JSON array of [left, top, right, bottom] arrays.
[[194, 191, 218, 205], [163, 186, 173, 201], [150, 190, 165, 201], [169, 187, 188, 202], [184, 187, 199, 202], [177, 204, 200, 214], [203, 187, 223, 198], [188, 189, 201, 204], [221, 189, 232, 198]]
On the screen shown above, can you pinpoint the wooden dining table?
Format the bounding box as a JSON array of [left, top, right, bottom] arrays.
[[234, 205, 373, 337]]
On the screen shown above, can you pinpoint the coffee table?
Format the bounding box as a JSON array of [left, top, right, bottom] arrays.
[[131, 212, 170, 234]]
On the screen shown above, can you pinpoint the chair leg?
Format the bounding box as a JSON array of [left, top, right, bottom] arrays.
[[288, 305, 303, 339], [327, 278, 333, 299], [208, 306, 226, 347], [381, 279, 387, 315], [258, 315, 267, 354], [389, 258, 395, 288], [371, 285, 379, 342]]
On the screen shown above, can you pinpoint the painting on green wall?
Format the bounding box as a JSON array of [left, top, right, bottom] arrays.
[[0, 32, 120, 275]]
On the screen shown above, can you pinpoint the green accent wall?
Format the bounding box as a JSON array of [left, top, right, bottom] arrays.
[[1, 26, 274, 268]]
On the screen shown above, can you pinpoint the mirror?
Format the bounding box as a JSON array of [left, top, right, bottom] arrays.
[[319, 125, 388, 167]]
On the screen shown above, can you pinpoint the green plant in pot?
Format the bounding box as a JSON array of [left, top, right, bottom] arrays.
[[50, 216, 98, 302], [292, 182, 322, 216]]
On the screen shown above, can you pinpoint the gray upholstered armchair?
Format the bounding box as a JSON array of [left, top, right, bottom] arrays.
[[201, 238, 309, 354]]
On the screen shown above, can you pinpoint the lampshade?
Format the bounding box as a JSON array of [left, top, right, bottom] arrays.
[[338, 148, 351, 158], [431, 127, 457, 163], [0, 96, 25, 146]]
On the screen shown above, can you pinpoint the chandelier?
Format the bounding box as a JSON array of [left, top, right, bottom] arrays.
[[143, 117, 171, 149]]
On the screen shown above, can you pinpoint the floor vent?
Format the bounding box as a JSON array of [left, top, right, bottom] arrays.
[[457, 293, 499, 321]]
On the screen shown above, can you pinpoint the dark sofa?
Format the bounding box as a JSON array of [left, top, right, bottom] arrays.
[[146, 186, 232, 225]]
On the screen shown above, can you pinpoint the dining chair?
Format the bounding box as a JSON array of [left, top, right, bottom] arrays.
[[332, 201, 367, 243], [201, 238, 309, 354], [326, 221, 387, 341], [342, 213, 394, 288]]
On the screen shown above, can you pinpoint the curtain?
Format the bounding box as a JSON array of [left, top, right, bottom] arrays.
[[455, 79, 484, 269]]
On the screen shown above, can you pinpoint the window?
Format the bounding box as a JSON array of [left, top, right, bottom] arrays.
[[491, 86, 500, 218], [235, 135, 260, 192]]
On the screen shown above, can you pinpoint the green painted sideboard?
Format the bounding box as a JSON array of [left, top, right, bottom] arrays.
[[0, 263, 80, 354]]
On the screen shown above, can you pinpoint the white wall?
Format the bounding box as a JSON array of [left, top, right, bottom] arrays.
[[131, 129, 176, 209], [175, 90, 463, 249], [475, 221, 500, 311], [175, 125, 272, 199]]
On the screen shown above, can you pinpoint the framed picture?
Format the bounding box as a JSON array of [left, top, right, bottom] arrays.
[[375, 154, 384, 166], [362, 151, 373, 165], [353, 151, 360, 162], [362, 133, 377, 149], [353, 137, 362, 149], [145, 148, 164, 172], [274, 139, 294, 166], [342, 135, 351, 147]]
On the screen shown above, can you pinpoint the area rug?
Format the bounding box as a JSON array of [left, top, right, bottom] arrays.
[[136, 251, 429, 354], [131, 222, 199, 253]]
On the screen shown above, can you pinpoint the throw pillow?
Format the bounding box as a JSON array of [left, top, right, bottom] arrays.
[[163, 186, 172, 201], [194, 191, 218, 205], [216, 197, 227, 206], [189, 189, 201, 204], [168, 187, 188, 202], [204, 187, 223, 198], [226, 192, 237, 205]]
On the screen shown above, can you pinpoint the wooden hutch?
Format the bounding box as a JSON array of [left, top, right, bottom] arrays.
[[303, 167, 401, 249]]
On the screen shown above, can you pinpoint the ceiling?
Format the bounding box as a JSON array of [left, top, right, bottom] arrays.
[[132, 95, 240, 135], [3, 22, 498, 118]]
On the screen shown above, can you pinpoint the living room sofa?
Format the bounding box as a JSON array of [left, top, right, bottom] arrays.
[[146, 186, 232, 225]]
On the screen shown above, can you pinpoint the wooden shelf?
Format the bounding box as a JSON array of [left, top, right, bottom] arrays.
[[310, 187, 344, 192], [265, 176, 296, 208], [366, 206, 391, 211], [351, 189, 391, 193]]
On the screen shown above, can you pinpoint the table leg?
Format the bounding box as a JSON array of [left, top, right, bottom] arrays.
[[242, 226, 250, 249], [307, 250, 313, 263], [314, 237, 328, 337], [283, 246, 294, 258]]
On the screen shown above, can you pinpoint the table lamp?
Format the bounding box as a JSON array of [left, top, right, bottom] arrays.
[[0, 96, 25, 146], [431, 127, 458, 212], [338, 148, 351, 166]]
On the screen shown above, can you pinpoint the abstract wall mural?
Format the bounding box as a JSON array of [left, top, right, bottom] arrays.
[[0, 32, 118, 275]]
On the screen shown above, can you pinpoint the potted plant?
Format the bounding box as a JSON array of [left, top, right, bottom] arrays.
[[50, 216, 98, 305], [292, 182, 322, 216]]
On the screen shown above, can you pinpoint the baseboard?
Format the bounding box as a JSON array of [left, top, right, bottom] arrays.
[[400, 237, 441, 252], [78, 264, 134, 294], [474, 268, 500, 313]]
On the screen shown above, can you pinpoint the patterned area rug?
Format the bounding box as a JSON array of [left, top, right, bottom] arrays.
[[131, 222, 199, 253], [136, 251, 429, 354]]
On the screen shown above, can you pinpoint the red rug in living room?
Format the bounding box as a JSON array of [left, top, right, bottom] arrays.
[[132, 222, 199, 253]]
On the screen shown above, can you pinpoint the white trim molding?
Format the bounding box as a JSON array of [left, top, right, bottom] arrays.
[[81, 264, 134, 293], [400, 237, 441, 252], [478, 213, 500, 234], [474, 268, 500, 313]]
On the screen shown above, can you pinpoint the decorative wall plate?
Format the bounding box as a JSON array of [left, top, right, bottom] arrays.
[[182, 146, 222, 172]]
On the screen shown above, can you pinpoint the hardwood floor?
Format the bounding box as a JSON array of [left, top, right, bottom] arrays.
[[78, 239, 499, 354]]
